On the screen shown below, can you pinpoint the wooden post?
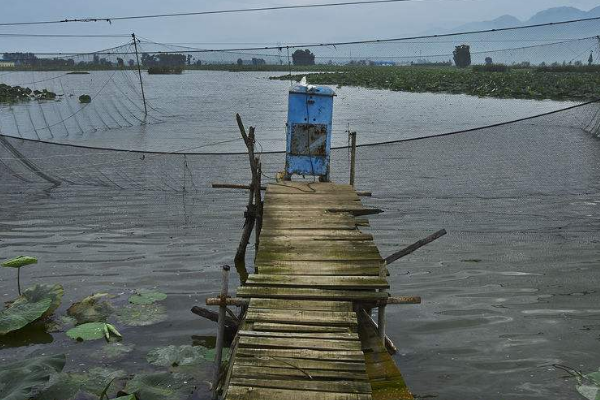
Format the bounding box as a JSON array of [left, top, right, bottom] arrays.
[[212, 265, 230, 400], [349, 131, 357, 186], [385, 229, 447, 265], [131, 33, 148, 119], [378, 261, 387, 342], [254, 160, 263, 253], [234, 114, 263, 282]]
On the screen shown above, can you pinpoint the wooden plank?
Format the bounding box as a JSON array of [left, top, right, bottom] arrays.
[[230, 378, 372, 394], [245, 309, 357, 326], [246, 275, 390, 290], [259, 230, 373, 240], [237, 287, 389, 302], [230, 366, 369, 382], [235, 347, 365, 362], [239, 336, 363, 351], [238, 330, 359, 341], [255, 251, 382, 262], [249, 299, 353, 312], [252, 322, 351, 333], [257, 265, 382, 276], [266, 182, 357, 194], [256, 260, 384, 270], [265, 193, 360, 200], [258, 241, 381, 252], [234, 356, 366, 372], [227, 386, 372, 400]]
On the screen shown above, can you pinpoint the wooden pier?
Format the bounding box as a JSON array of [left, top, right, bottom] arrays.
[[219, 181, 414, 400]]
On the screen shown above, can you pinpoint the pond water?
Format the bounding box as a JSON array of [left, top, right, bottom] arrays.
[[0, 70, 599, 400]]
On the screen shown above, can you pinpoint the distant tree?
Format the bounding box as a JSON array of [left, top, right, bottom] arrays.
[[237, 58, 243, 66], [453, 45, 471, 68], [3, 52, 37, 65], [574, 60, 583, 67], [292, 49, 316, 66], [589, 52, 594, 66], [252, 58, 266, 66], [539, 62, 546, 67], [485, 57, 493, 66], [128, 59, 135, 67], [117, 58, 124, 67], [187, 54, 193, 66]]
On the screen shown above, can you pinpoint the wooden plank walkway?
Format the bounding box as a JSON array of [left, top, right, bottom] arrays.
[[223, 182, 413, 400]]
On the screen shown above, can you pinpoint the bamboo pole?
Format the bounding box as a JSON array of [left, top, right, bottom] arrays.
[[131, 33, 147, 119], [212, 265, 230, 400]]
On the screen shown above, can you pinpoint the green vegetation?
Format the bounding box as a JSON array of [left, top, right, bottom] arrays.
[[67, 71, 90, 75], [79, 94, 92, 103], [0, 85, 56, 103], [147, 66, 184, 75], [2, 256, 38, 294], [271, 65, 600, 101], [0, 284, 64, 335]]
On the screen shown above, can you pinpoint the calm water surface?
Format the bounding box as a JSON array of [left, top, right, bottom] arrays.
[[0, 70, 599, 400]]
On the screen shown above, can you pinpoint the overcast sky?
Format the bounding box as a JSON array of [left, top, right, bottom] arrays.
[[1, 0, 600, 53]]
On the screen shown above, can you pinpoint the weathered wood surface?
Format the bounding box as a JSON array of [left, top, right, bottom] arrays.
[[224, 182, 412, 400]]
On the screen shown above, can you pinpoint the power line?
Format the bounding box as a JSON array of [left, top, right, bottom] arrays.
[[0, 0, 467, 26], [0, 33, 130, 38], [28, 15, 600, 57]]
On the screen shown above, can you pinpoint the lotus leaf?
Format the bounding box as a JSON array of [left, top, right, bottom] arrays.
[[577, 369, 600, 400], [128, 290, 167, 305], [67, 293, 114, 324], [66, 322, 121, 341], [124, 372, 194, 400], [37, 368, 126, 400], [13, 284, 64, 318], [146, 345, 215, 367], [1, 256, 38, 268], [116, 304, 167, 326], [91, 343, 134, 361], [0, 354, 66, 400], [0, 284, 64, 335]]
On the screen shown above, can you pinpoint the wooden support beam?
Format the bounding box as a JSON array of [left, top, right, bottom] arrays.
[[356, 191, 372, 197], [191, 305, 239, 330], [385, 229, 447, 265], [212, 182, 266, 191], [360, 308, 398, 355]]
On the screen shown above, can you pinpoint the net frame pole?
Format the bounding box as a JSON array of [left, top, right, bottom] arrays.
[[213, 265, 230, 400], [131, 33, 148, 119]]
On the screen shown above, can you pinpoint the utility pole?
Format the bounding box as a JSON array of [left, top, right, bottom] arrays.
[[131, 33, 148, 119]]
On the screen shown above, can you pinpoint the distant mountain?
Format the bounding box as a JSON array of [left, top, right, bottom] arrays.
[[450, 5, 600, 32]]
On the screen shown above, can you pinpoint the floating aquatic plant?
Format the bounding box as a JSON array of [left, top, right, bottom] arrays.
[[2, 256, 38, 295], [146, 345, 217, 367], [36, 367, 127, 400], [124, 372, 195, 400], [128, 290, 167, 305], [116, 303, 168, 327], [0, 284, 64, 335], [0, 354, 66, 400], [66, 322, 122, 342], [67, 293, 114, 324]]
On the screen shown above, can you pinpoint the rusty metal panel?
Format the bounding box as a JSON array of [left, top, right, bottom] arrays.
[[290, 124, 328, 156]]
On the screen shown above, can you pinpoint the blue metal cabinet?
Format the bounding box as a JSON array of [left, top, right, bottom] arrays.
[[285, 84, 335, 181]]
